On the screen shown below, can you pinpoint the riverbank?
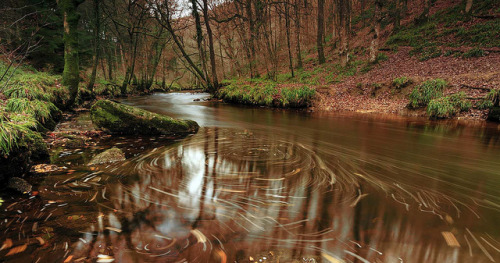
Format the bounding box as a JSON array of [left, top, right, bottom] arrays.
[[0, 62, 178, 185], [313, 46, 499, 120], [218, 46, 499, 121]]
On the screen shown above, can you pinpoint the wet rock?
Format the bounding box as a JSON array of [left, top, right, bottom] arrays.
[[51, 133, 89, 148], [90, 100, 199, 135], [8, 177, 32, 193], [0, 130, 49, 182], [487, 106, 500, 122], [88, 147, 126, 165]]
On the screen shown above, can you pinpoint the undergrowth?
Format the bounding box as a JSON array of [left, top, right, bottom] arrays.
[[408, 79, 447, 108], [217, 81, 315, 108], [427, 92, 471, 118]]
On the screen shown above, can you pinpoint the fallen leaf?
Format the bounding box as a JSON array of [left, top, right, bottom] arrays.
[[0, 239, 13, 251], [97, 254, 115, 263], [64, 255, 74, 263], [5, 244, 27, 256], [35, 237, 45, 245]]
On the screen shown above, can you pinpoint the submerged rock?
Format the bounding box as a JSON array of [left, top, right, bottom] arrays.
[[90, 100, 199, 135], [487, 106, 500, 122], [8, 177, 32, 193], [88, 147, 126, 165]]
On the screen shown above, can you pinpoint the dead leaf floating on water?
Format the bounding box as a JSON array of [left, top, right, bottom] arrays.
[[97, 254, 115, 263], [5, 244, 27, 256], [0, 239, 13, 251], [31, 164, 61, 173], [36, 237, 45, 245], [64, 255, 74, 263]]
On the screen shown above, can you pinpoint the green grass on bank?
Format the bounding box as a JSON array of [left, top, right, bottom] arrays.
[[218, 79, 315, 108], [0, 63, 66, 156]]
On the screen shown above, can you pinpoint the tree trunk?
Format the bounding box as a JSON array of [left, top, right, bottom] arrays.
[[465, 0, 473, 14], [156, 10, 207, 88], [294, 0, 303, 69], [191, 0, 208, 82], [87, 0, 100, 95], [246, 0, 256, 78], [339, 0, 351, 67], [203, 0, 219, 93], [394, 0, 401, 30], [285, 0, 294, 77], [59, 0, 85, 107], [317, 0, 326, 64], [369, 0, 382, 63]]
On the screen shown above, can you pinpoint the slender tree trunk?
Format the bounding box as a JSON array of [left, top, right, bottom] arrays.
[[202, 0, 219, 93], [59, 0, 85, 107], [369, 0, 382, 63], [465, 0, 473, 14], [394, 0, 401, 30], [191, 0, 208, 81], [294, 0, 303, 69], [157, 11, 207, 88], [87, 0, 100, 95], [339, 0, 351, 67], [246, 0, 256, 78], [317, 0, 326, 64], [285, 0, 294, 77]]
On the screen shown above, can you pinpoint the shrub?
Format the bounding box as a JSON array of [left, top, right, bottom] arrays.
[[462, 48, 486, 58], [393, 76, 413, 89], [475, 99, 493, 110], [486, 89, 500, 106], [408, 79, 447, 108], [427, 92, 471, 118]]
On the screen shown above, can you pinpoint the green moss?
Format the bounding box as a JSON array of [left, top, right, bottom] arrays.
[[88, 147, 125, 165], [90, 100, 199, 135]]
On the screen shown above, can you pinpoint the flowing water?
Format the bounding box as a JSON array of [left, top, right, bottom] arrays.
[[1, 92, 500, 263]]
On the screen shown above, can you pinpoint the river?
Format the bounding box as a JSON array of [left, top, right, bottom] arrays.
[[1, 92, 500, 262]]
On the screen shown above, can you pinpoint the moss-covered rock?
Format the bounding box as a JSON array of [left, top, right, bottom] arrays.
[[90, 100, 199, 135], [487, 107, 500, 122], [88, 147, 126, 165]]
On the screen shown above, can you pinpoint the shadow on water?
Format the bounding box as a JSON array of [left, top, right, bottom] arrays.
[[1, 92, 500, 262]]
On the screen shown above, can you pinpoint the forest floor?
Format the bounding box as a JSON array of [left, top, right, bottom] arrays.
[[313, 47, 500, 120]]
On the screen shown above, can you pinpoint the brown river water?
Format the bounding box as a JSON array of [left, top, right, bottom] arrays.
[[1, 92, 500, 263]]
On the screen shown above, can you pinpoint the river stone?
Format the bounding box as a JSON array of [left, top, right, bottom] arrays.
[[88, 147, 126, 165], [90, 100, 199, 135], [8, 177, 32, 193], [487, 106, 500, 122]]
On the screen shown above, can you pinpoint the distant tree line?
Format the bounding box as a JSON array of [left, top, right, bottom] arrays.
[[0, 0, 480, 105]]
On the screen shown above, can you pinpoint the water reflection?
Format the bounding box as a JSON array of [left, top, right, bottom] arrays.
[[1, 92, 500, 262], [45, 128, 499, 262]]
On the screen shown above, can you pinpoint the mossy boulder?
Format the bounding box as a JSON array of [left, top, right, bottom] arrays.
[[90, 100, 199, 135], [88, 147, 126, 165], [487, 107, 500, 122]]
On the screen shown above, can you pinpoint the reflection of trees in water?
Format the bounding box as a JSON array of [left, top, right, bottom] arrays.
[[66, 128, 500, 262]]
